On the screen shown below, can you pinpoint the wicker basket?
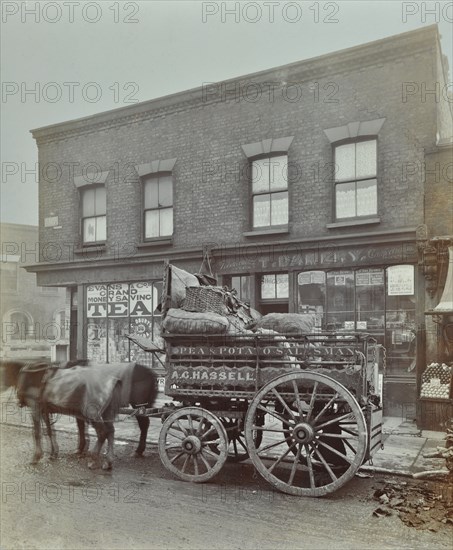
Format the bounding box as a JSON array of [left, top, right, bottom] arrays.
[[182, 286, 226, 316]]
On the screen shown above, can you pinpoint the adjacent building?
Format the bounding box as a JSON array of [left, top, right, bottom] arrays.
[[1, 223, 67, 362], [26, 26, 453, 420]]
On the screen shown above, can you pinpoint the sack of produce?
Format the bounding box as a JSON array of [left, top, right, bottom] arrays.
[[255, 313, 315, 334], [169, 265, 200, 309], [162, 308, 229, 334]]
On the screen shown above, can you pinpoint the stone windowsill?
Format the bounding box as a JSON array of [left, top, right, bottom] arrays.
[[137, 237, 173, 248], [74, 243, 107, 254], [243, 226, 289, 237], [326, 217, 381, 229]]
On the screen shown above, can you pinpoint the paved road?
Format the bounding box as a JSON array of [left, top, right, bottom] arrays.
[[1, 424, 450, 550]]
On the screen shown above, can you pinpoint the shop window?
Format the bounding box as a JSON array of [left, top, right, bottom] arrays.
[[385, 265, 416, 374], [81, 186, 106, 244], [297, 271, 326, 328], [261, 273, 289, 300], [86, 281, 163, 367], [297, 266, 415, 376], [259, 274, 289, 314], [355, 269, 385, 331], [252, 155, 288, 228], [231, 275, 253, 303], [143, 173, 173, 239], [298, 268, 385, 332], [334, 139, 377, 219], [326, 271, 355, 330]]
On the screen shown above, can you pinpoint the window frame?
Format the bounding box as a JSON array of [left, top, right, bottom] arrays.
[[333, 136, 378, 221], [142, 171, 174, 241], [250, 153, 289, 230], [80, 185, 107, 245]]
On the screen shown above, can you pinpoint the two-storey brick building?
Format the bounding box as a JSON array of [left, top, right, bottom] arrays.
[[27, 26, 452, 419]]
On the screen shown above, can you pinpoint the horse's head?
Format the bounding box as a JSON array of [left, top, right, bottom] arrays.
[[0, 360, 26, 392]]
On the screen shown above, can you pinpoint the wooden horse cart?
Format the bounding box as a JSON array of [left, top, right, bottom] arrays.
[[146, 330, 384, 497]]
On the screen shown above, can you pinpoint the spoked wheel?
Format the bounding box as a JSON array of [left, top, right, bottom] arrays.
[[245, 372, 367, 497], [219, 417, 264, 463], [158, 407, 228, 482]]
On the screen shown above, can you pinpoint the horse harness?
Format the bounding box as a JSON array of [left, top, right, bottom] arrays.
[[17, 362, 59, 407]]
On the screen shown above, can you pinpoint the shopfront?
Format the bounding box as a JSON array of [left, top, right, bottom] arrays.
[[216, 236, 419, 415], [83, 281, 164, 369]]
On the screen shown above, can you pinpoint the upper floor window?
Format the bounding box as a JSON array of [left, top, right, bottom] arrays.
[[252, 155, 288, 228], [334, 139, 377, 219], [143, 173, 173, 239], [81, 186, 106, 244]]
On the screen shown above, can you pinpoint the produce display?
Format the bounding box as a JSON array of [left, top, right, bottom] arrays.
[[420, 362, 452, 400]]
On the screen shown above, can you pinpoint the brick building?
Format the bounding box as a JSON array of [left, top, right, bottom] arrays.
[[27, 26, 452, 419], [1, 223, 67, 361]]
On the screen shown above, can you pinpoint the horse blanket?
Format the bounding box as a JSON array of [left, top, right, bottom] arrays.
[[41, 362, 134, 421]]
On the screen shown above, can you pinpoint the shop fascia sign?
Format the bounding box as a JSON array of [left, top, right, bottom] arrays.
[[216, 243, 416, 272]]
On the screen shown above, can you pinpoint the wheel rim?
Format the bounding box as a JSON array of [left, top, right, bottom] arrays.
[[245, 372, 367, 497], [158, 407, 228, 483]]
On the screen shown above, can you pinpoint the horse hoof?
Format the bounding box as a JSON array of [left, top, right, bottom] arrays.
[[31, 454, 42, 465], [87, 460, 97, 469], [49, 454, 59, 461], [102, 461, 112, 471], [133, 451, 144, 458]]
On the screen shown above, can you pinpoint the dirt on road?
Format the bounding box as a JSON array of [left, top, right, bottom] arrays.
[[1, 424, 452, 550]]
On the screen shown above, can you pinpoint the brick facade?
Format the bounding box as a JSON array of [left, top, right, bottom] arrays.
[[27, 26, 453, 420]]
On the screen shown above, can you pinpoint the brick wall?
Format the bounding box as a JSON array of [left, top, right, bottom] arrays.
[[33, 27, 445, 271]]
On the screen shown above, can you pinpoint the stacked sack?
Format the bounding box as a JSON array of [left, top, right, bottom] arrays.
[[162, 276, 260, 335], [161, 265, 316, 338]]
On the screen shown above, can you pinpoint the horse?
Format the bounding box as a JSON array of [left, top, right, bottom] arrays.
[[0, 360, 158, 470]]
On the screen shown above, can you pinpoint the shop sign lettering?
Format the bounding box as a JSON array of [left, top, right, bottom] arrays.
[[217, 244, 416, 272], [170, 366, 256, 384]]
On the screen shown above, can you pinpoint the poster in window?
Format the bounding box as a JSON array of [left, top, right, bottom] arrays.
[[108, 283, 129, 317], [130, 282, 153, 316], [356, 273, 370, 285], [387, 265, 414, 296], [87, 285, 107, 317], [87, 318, 107, 362]]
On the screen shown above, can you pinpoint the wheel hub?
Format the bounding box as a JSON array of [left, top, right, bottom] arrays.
[[182, 435, 202, 454], [292, 422, 315, 443]]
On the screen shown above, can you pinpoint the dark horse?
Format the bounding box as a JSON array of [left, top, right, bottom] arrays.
[[1, 360, 158, 469]]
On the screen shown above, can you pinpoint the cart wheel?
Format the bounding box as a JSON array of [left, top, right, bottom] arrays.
[[245, 372, 367, 497], [218, 418, 263, 463], [158, 407, 228, 483]]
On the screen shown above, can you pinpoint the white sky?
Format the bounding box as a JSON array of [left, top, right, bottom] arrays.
[[1, 0, 452, 225]]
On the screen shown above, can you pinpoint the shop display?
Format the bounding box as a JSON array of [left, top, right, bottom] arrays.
[[420, 362, 452, 400]]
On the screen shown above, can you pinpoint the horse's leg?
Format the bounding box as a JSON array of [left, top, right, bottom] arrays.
[[102, 422, 115, 470], [135, 415, 149, 457], [43, 410, 59, 459], [76, 418, 89, 456], [87, 421, 106, 469], [30, 403, 43, 464]]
